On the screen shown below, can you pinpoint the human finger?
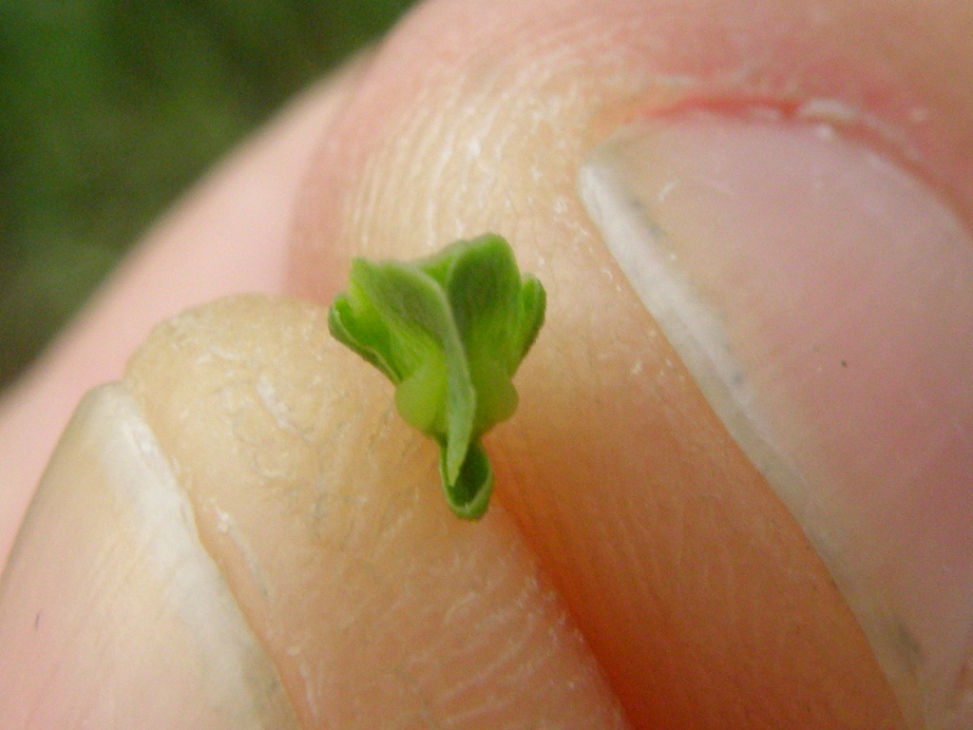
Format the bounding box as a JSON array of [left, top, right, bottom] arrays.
[[290, 0, 973, 727]]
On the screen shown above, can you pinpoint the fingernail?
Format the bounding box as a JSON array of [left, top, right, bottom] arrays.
[[0, 384, 299, 729], [580, 111, 973, 729]]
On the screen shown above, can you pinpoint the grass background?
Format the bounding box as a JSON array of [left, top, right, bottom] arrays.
[[0, 0, 417, 389]]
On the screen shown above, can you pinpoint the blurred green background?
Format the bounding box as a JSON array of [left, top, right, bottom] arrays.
[[0, 0, 417, 390]]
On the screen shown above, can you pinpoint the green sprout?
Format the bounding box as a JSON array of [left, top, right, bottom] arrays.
[[328, 234, 546, 520]]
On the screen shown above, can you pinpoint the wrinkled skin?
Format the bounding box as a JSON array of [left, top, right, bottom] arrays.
[[1, 0, 971, 727]]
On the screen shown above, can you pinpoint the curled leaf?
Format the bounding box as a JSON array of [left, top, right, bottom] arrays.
[[328, 234, 546, 519]]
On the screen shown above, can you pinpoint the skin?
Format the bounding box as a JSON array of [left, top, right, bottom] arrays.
[[0, 0, 971, 727]]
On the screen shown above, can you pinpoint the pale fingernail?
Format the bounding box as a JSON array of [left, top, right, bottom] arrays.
[[0, 384, 299, 729], [579, 112, 973, 730]]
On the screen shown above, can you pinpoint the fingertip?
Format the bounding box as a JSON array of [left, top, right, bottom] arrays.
[[284, 0, 973, 725], [122, 294, 629, 728], [0, 384, 298, 729]]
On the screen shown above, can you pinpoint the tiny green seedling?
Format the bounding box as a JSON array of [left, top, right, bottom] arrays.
[[328, 234, 546, 520]]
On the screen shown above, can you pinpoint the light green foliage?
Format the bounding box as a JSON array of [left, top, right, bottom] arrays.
[[0, 0, 417, 388], [329, 234, 546, 519]]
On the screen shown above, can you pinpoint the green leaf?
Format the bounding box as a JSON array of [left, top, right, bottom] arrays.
[[328, 234, 546, 520]]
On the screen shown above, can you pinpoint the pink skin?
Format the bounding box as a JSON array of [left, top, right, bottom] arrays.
[[0, 0, 971, 726], [287, 2, 973, 725], [579, 112, 973, 724]]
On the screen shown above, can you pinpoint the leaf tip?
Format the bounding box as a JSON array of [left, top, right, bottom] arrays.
[[440, 441, 494, 520]]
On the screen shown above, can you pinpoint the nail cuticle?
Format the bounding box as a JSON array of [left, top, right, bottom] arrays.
[[630, 91, 973, 245]]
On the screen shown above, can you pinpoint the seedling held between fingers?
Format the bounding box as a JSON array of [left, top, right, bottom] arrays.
[[328, 234, 546, 519]]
